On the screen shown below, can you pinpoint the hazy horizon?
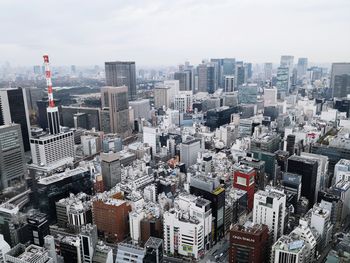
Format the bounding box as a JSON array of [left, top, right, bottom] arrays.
[[1, 0, 349, 67]]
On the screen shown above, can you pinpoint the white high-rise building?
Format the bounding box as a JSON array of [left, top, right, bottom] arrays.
[[224, 75, 235, 92], [142, 127, 160, 156], [30, 131, 75, 168], [175, 193, 212, 251], [163, 208, 205, 259], [264, 87, 277, 107], [253, 186, 286, 242], [280, 55, 294, 74], [174, 91, 193, 113], [0, 234, 10, 263], [309, 204, 333, 249], [129, 210, 145, 245]]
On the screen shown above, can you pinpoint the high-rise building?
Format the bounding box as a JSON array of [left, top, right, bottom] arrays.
[[0, 124, 26, 190], [174, 70, 192, 91], [27, 212, 49, 247], [154, 86, 171, 108], [224, 75, 235, 92], [198, 63, 216, 93], [5, 244, 54, 263], [235, 63, 246, 88], [80, 224, 98, 263], [264, 87, 277, 107], [0, 234, 10, 262], [92, 196, 131, 243], [297, 58, 308, 79], [264, 63, 273, 81], [223, 58, 236, 76], [116, 243, 145, 263], [280, 55, 294, 74], [238, 84, 258, 104], [105, 61, 136, 100], [129, 99, 151, 120], [101, 86, 130, 136], [190, 175, 225, 242], [100, 152, 121, 191], [233, 164, 256, 210], [229, 223, 269, 263], [287, 155, 318, 207], [0, 87, 31, 151], [253, 186, 286, 242], [276, 67, 290, 99], [330, 63, 350, 98], [173, 91, 193, 113], [180, 138, 201, 169]]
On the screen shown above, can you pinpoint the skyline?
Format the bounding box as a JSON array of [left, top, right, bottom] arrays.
[[0, 0, 350, 66]]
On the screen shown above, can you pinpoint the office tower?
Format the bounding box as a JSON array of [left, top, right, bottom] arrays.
[[233, 164, 256, 210], [27, 212, 49, 246], [276, 67, 290, 99], [92, 197, 131, 243], [143, 126, 160, 156], [5, 244, 53, 263], [264, 87, 277, 107], [140, 217, 163, 245], [33, 65, 41, 74], [190, 175, 225, 242], [154, 86, 171, 108], [174, 70, 192, 91], [334, 158, 350, 184], [58, 235, 82, 263], [286, 134, 296, 156], [245, 62, 253, 79], [331, 180, 350, 220], [251, 132, 280, 153], [224, 75, 235, 92], [101, 86, 130, 136], [0, 87, 31, 151], [223, 58, 236, 75], [238, 84, 258, 104], [281, 172, 302, 207], [105, 61, 136, 100], [210, 59, 224, 88], [198, 63, 216, 93], [80, 224, 98, 263], [264, 62, 273, 81], [0, 124, 26, 190], [253, 186, 286, 242], [229, 223, 269, 263], [174, 91, 193, 113], [100, 151, 121, 190], [144, 237, 163, 263], [235, 63, 246, 88], [280, 55, 294, 74], [297, 58, 308, 79], [287, 155, 318, 207], [25, 87, 43, 113], [206, 106, 237, 131], [0, 234, 10, 262], [330, 63, 350, 98], [32, 166, 93, 221], [61, 106, 101, 130], [129, 99, 151, 120], [180, 138, 201, 168]]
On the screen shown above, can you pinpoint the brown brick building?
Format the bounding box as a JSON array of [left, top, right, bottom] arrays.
[[229, 223, 269, 263], [93, 198, 131, 243]]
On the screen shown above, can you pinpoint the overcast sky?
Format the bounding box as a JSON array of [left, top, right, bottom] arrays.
[[0, 0, 349, 67]]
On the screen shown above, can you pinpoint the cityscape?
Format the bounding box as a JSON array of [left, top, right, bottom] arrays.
[[0, 1, 350, 263]]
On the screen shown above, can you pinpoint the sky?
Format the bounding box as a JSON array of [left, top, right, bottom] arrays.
[[0, 0, 349, 67]]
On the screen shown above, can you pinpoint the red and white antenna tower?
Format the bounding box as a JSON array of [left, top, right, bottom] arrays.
[[43, 54, 55, 108]]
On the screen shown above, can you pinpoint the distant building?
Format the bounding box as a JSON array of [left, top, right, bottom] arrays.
[[276, 67, 290, 99], [100, 152, 121, 191], [330, 63, 350, 98], [154, 86, 171, 108], [297, 58, 308, 79], [105, 61, 136, 100], [101, 86, 130, 136]]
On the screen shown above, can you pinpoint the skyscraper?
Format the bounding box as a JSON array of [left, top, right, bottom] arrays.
[[105, 61, 137, 100], [280, 55, 294, 74], [253, 186, 286, 242], [330, 63, 350, 98], [101, 86, 130, 136], [264, 63, 273, 81], [0, 87, 31, 151], [197, 63, 216, 93], [100, 151, 121, 191], [0, 124, 26, 190], [276, 67, 290, 99], [297, 58, 308, 79], [174, 70, 192, 91], [235, 63, 246, 88]]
